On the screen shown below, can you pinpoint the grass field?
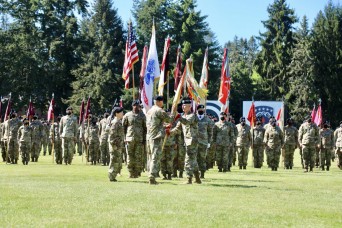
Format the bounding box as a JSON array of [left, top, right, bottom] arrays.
[[1, 150, 342, 227]]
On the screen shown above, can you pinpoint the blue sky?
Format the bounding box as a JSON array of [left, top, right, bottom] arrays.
[[111, 0, 340, 46]]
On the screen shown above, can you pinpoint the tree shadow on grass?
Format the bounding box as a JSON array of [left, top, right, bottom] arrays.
[[205, 183, 258, 188], [208, 178, 277, 183]]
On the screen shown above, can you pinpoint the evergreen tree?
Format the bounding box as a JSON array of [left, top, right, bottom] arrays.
[[311, 1, 342, 126], [68, 0, 125, 114], [254, 0, 297, 100]]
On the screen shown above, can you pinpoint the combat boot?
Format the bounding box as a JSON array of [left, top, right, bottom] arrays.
[[194, 171, 202, 184], [239, 166, 242, 170], [162, 173, 168, 180], [156, 172, 160, 178], [179, 171, 183, 178], [218, 168, 222, 172], [167, 173, 172, 180], [200, 171, 205, 179], [243, 166, 246, 170], [321, 166, 325, 171], [149, 178, 158, 185], [304, 166, 308, 172], [31, 157, 34, 162], [227, 165, 231, 172], [274, 167, 278, 171], [172, 170, 178, 178], [326, 166, 330, 171], [309, 167, 313, 172], [184, 177, 192, 184]]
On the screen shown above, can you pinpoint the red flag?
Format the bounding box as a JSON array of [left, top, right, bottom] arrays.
[[47, 95, 55, 122], [218, 48, 231, 106], [27, 98, 35, 120], [314, 103, 322, 126], [247, 101, 256, 127], [79, 99, 85, 125], [311, 105, 316, 122], [139, 45, 148, 92], [84, 97, 91, 120], [276, 108, 282, 126], [122, 22, 139, 89], [4, 95, 11, 121], [119, 98, 123, 108], [174, 44, 182, 92]]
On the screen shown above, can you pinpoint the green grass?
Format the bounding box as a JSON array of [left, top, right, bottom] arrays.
[[0, 150, 342, 227]]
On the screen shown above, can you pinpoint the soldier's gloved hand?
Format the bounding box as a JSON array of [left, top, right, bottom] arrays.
[[207, 143, 210, 149]]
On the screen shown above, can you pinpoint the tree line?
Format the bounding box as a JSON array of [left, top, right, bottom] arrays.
[[0, 0, 341, 126]]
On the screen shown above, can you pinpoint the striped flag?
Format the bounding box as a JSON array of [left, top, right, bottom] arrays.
[[84, 97, 91, 121], [141, 22, 160, 111], [314, 102, 322, 126], [139, 45, 148, 94], [218, 48, 231, 111], [311, 104, 316, 122], [158, 37, 171, 95], [174, 45, 182, 92], [27, 98, 35, 120], [122, 22, 139, 89]]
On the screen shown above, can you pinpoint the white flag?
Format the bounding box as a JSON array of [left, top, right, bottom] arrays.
[[141, 22, 160, 111]]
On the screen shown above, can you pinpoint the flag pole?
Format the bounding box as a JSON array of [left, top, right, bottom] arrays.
[[166, 70, 170, 110]]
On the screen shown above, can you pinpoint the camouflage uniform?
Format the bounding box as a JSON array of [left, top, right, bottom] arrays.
[[251, 125, 265, 168], [334, 126, 342, 169], [50, 122, 62, 164], [173, 127, 185, 177], [319, 127, 334, 170], [283, 125, 298, 169], [161, 121, 176, 179], [99, 118, 110, 165], [41, 122, 51, 156], [298, 122, 319, 172], [263, 123, 272, 167], [0, 123, 5, 162], [30, 120, 44, 162], [213, 120, 234, 172], [17, 124, 32, 165], [236, 123, 251, 169], [264, 125, 284, 171], [172, 113, 199, 180], [3, 118, 22, 163], [59, 114, 77, 165], [108, 118, 124, 181], [85, 123, 100, 164], [146, 105, 172, 182], [122, 111, 147, 177], [197, 115, 213, 175]]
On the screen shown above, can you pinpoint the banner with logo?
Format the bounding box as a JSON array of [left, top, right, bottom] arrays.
[[243, 101, 283, 125]]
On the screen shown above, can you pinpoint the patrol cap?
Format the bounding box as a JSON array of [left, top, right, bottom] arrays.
[[132, 100, 141, 106], [286, 118, 293, 123], [220, 112, 227, 116], [240, 117, 246, 122], [197, 104, 205, 110], [113, 107, 123, 114], [153, 95, 163, 101], [181, 98, 191, 104]]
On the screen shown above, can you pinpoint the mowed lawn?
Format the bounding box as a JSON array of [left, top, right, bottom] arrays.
[[1, 150, 341, 227]]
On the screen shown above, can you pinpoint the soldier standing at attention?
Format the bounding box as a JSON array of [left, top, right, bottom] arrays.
[[298, 116, 320, 172], [146, 96, 173, 185], [319, 121, 334, 171], [334, 121, 342, 169], [161, 109, 176, 180], [17, 118, 32, 165], [30, 115, 44, 162], [172, 104, 185, 178], [108, 107, 124, 182], [85, 117, 100, 165], [123, 100, 147, 178], [251, 118, 265, 168], [4, 110, 22, 164], [283, 118, 298, 169], [50, 115, 62, 164], [264, 119, 284, 171], [170, 98, 201, 184], [196, 104, 213, 178], [213, 112, 234, 172], [99, 112, 110, 166], [59, 107, 77, 165], [236, 117, 251, 170]]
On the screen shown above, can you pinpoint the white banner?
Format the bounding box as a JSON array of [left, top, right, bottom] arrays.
[[243, 101, 283, 125]]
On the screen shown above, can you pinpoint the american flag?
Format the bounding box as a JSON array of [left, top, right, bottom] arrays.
[[122, 22, 139, 89]]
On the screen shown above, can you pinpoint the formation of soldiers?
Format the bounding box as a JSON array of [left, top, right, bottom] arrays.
[[1, 97, 342, 185]]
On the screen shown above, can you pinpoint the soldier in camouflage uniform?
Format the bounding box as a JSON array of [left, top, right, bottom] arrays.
[[17, 118, 32, 165], [196, 105, 213, 178], [264, 118, 284, 171], [108, 107, 124, 182], [319, 121, 334, 171], [146, 96, 173, 185], [161, 109, 176, 180], [85, 117, 100, 165], [30, 115, 45, 162], [213, 112, 235, 172], [236, 117, 251, 169], [283, 118, 298, 169], [298, 116, 320, 172], [251, 118, 265, 168], [41, 120, 51, 156], [172, 104, 185, 178], [99, 112, 110, 166], [3, 110, 22, 164], [59, 107, 78, 165], [0, 122, 5, 162], [170, 98, 201, 184], [264, 116, 275, 167], [334, 121, 342, 169], [50, 115, 62, 164], [123, 100, 147, 178]]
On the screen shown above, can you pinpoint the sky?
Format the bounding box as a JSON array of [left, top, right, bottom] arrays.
[[111, 0, 341, 46]]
